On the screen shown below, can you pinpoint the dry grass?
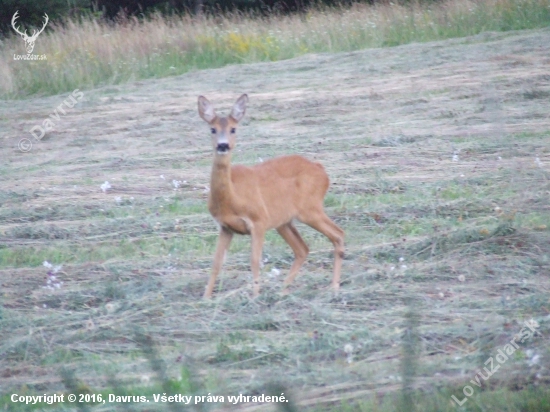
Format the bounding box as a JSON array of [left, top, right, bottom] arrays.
[[1, 0, 550, 98], [1, 24, 550, 411]]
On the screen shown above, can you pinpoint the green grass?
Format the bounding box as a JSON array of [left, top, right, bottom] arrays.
[[1, 0, 550, 98], [311, 387, 550, 411], [2, 341, 549, 412], [3, 169, 545, 269], [0, 234, 239, 267], [2, 25, 550, 411]]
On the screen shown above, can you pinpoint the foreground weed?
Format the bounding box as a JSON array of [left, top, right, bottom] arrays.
[[400, 299, 421, 411]]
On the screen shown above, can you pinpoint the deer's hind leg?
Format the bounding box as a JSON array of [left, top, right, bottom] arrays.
[[299, 211, 344, 291], [276, 222, 309, 292]]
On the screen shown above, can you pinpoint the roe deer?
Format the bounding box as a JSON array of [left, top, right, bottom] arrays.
[[198, 94, 344, 298]]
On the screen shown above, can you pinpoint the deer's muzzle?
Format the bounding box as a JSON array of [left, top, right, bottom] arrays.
[[216, 143, 230, 154]]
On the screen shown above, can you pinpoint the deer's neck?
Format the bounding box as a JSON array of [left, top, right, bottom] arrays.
[[209, 155, 235, 208]]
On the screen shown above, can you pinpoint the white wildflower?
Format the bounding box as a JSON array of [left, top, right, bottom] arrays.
[[344, 343, 354, 364], [100, 181, 111, 193], [528, 353, 540, 366], [526, 318, 540, 329]]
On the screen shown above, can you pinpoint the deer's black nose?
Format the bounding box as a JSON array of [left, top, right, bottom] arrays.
[[217, 143, 230, 152]]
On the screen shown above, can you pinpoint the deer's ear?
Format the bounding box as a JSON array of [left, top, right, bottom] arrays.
[[230, 94, 248, 122], [198, 96, 217, 123]]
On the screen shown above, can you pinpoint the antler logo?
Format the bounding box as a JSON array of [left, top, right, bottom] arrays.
[[11, 11, 49, 54]]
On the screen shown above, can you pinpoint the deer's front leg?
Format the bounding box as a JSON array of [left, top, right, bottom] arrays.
[[204, 227, 233, 299]]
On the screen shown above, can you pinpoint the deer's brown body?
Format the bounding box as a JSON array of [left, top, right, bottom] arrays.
[[199, 94, 344, 298]]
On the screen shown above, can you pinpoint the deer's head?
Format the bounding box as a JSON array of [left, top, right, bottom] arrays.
[[12, 11, 49, 54], [198, 94, 248, 156]]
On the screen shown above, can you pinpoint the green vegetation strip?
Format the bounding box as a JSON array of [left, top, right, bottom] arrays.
[[1, 0, 550, 98]]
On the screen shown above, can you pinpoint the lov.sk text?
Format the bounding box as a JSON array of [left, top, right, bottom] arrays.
[[451, 320, 540, 406]]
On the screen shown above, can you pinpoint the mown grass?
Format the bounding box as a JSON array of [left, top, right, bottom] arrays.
[[3, 371, 550, 411], [1, 318, 548, 412], [2, 0, 550, 99], [2, 21, 550, 411], [0, 166, 539, 269]]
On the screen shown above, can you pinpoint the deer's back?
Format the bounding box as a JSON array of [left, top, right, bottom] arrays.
[[231, 155, 329, 228]]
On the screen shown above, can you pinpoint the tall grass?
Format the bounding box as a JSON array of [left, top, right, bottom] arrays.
[[1, 0, 550, 99]]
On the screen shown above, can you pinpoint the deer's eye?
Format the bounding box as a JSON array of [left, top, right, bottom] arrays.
[[230, 128, 236, 134], [210, 128, 216, 134]]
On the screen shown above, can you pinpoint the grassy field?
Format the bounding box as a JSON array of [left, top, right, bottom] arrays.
[[1, 19, 550, 412], [1, 0, 550, 99]]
